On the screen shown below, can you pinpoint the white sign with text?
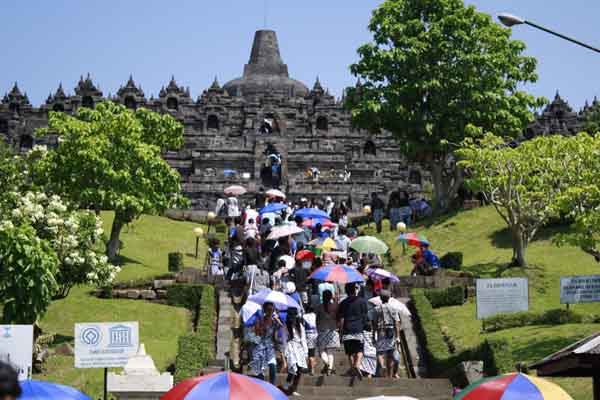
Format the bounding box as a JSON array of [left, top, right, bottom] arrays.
[[75, 322, 139, 369], [560, 275, 600, 304], [0, 325, 33, 380], [476, 278, 529, 320]]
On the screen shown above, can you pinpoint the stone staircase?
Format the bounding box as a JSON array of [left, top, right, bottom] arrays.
[[210, 287, 453, 400]]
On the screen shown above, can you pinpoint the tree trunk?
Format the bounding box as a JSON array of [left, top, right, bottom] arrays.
[[107, 215, 124, 261], [429, 158, 464, 215], [511, 227, 527, 267]]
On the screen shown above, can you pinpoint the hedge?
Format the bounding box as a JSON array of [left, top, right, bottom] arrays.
[[410, 289, 510, 384], [440, 252, 463, 271], [424, 286, 465, 308], [482, 308, 600, 333], [174, 284, 216, 382], [167, 284, 204, 311]]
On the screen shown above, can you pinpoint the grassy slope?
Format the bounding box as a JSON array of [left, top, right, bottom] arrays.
[[34, 213, 207, 398], [364, 207, 600, 400]]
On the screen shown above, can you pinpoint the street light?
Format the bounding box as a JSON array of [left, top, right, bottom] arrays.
[[193, 227, 204, 258], [498, 12, 600, 54]]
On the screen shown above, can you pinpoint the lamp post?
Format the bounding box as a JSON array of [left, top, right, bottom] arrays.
[[193, 227, 204, 258], [498, 13, 600, 54]]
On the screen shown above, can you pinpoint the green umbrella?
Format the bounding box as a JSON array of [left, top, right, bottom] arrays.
[[350, 236, 389, 255]]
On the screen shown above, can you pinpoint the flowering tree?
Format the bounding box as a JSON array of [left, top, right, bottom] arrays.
[[6, 192, 120, 298], [458, 133, 577, 267]]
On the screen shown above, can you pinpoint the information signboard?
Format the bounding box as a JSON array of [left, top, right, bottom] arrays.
[[0, 325, 33, 380], [476, 278, 529, 320], [560, 275, 600, 304], [75, 322, 139, 369]]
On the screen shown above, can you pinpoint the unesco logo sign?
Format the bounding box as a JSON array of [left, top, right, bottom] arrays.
[[80, 326, 102, 346]]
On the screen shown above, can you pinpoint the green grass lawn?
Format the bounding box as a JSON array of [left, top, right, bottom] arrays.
[[100, 212, 207, 282], [33, 213, 206, 398], [364, 207, 600, 400]]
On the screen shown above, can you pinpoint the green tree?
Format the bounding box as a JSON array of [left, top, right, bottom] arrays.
[[457, 133, 578, 267], [38, 102, 186, 260], [554, 133, 600, 263], [346, 0, 545, 212], [0, 223, 58, 324]]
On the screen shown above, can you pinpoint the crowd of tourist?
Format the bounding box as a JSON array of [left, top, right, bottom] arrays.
[[208, 191, 422, 396]]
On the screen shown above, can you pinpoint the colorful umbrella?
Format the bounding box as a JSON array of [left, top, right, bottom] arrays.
[[296, 249, 316, 261], [396, 232, 429, 248], [267, 225, 303, 240], [162, 372, 287, 400], [20, 380, 92, 400], [260, 203, 288, 215], [248, 288, 301, 310], [224, 185, 246, 196], [366, 268, 400, 283], [310, 264, 365, 283], [309, 237, 337, 251], [350, 236, 389, 255], [302, 218, 336, 228], [454, 373, 573, 400], [266, 189, 286, 199], [294, 208, 330, 220]]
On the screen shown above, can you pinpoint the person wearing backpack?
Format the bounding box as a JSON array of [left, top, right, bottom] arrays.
[[373, 290, 402, 378]]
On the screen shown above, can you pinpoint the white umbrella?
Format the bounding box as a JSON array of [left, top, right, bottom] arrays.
[[240, 301, 262, 323], [248, 288, 301, 310], [266, 189, 286, 199], [267, 225, 304, 240], [368, 296, 412, 317], [279, 255, 295, 270], [355, 397, 419, 400]]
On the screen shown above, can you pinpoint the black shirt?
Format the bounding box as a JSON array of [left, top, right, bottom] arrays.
[[338, 295, 369, 335]]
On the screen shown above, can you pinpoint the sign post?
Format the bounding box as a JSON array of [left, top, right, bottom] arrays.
[[0, 325, 34, 381], [75, 322, 139, 400], [560, 275, 600, 305], [476, 278, 529, 320]]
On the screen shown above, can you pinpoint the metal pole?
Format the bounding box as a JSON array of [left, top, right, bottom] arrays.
[[103, 368, 108, 400], [195, 237, 199, 258], [525, 20, 600, 54]]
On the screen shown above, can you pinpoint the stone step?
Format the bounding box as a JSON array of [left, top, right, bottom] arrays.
[[274, 374, 438, 388], [277, 383, 452, 398]]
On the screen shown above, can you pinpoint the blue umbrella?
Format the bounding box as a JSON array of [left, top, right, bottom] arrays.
[[259, 203, 288, 215], [294, 208, 330, 220], [20, 380, 92, 400]]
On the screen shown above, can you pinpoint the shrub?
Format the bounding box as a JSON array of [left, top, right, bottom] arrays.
[[440, 252, 463, 270], [167, 284, 204, 311], [174, 284, 215, 382], [168, 252, 184, 272], [483, 308, 585, 333], [424, 286, 465, 308]]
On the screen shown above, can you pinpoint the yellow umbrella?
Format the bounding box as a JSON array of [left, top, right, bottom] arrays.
[[309, 237, 337, 251]]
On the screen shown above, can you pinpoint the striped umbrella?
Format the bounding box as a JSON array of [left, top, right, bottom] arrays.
[[310, 264, 365, 283], [162, 372, 287, 400], [454, 373, 573, 400], [396, 232, 429, 248]]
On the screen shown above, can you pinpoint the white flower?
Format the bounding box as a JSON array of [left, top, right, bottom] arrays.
[[11, 209, 22, 219], [0, 221, 14, 231]]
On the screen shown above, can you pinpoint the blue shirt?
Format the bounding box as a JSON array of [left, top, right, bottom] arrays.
[[423, 249, 440, 268]]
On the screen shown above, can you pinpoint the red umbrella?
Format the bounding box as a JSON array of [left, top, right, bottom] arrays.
[[302, 218, 336, 228], [296, 249, 315, 261], [396, 232, 429, 247]]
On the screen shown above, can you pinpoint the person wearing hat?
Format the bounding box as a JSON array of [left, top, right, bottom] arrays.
[[372, 290, 402, 378], [284, 281, 304, 315]]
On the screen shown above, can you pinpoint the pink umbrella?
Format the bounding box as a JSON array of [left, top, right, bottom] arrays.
[[267, 225, 304, 240], [224, 185, 247, 196], [266, 189, 286, 199]]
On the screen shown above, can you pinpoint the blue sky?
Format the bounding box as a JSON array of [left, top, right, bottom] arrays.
[[1, 1, 599, 109]]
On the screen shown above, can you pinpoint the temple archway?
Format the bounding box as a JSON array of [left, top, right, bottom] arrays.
[[364, 140, 376, 156], [316, 116, 328, 131], [207, 115, 220, 131], [20, 135, 34, 151]]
